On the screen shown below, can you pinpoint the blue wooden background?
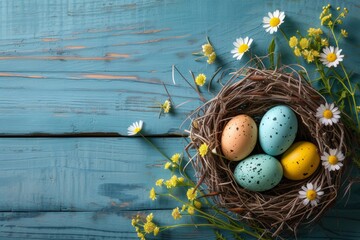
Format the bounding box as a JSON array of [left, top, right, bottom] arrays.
[[0, 0, 359, 239]]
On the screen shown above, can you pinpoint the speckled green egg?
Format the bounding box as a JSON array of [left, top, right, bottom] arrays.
[[234, 154, 283, 192]]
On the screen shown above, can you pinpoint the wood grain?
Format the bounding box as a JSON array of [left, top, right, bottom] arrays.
[[0, 0, 358, 135], [0, 210, 359, 239], [0, 0, 359, 239]]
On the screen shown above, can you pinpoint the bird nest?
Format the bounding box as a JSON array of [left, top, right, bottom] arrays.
[[188, 65, 349, 237]]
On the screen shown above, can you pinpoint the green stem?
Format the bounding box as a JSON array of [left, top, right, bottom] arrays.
[[315, 61, 334, 99], [340, 63, 360, 129], [329, 25, 339, 48], [165, 194, 238, 230], [279, 28, 289, 42], [139, 133, 171, 161]]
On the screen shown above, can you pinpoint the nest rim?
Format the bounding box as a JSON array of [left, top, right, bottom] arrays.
[[188, 65, 349, 237]]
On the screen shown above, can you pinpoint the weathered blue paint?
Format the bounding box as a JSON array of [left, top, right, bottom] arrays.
[[0, 0, 359, 239]]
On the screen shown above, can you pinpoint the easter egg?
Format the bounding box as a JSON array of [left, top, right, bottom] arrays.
[[221, 115, 257, 161], [259, 105, 298, 156], [234, 154, 283, 192], [281, 141, 320, 180]]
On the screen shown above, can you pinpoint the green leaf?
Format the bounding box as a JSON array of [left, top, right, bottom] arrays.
[[268, 38, 276, 69]]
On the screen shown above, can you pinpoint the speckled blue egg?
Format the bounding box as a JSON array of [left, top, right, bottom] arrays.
[[259, 105, 298, 156], [234, 154, 283, 192]]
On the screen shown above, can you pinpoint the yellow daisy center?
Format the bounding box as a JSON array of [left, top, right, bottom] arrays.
[[238, 44, 249, 54], [328, 155, 338, 165], [306, 190, 317, 201], [323, 109, 333, 119], [134, 127, 141, 134], [326, 53, 337, 62], [270, 17, 280, 27]]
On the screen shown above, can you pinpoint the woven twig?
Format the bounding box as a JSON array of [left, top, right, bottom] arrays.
[[187, 65, 349, 237]]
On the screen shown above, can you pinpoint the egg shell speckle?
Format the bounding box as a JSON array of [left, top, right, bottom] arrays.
[[221, 115, 257, 161], [259, 105, 298, 156], [234, 154, 283, 192], [281, 141, 320, 180]]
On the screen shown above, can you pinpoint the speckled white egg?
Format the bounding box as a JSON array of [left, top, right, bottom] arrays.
[[221, 115, 257, 161], [234, 154, 283, 192], [259, 105, 298, 156]]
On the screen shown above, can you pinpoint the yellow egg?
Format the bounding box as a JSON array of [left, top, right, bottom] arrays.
[[281, 141, 320, 180], [221, 115, 257, 161]]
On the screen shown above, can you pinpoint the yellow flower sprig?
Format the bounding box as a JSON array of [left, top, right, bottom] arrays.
[[129, 121, 268, 239], [285, 4, 359, 135], [193, 37, 217, 64]]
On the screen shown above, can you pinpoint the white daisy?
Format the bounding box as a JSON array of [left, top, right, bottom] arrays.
[[315, 103, 341, 126], [319, 46, 344, 68], [127, 120, 143, 136], [298, 183, 324, 207], [231, 37, 253, 60], [263, 10, 285, 34], [321, 148, 345, 171]]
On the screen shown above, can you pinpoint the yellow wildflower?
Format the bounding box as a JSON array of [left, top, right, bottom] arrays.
[[289, 36, 298, 48], [299, 38, 309, 49], [171, 153, 181, 164], [172, 207, 182, 220], [308, 28, 323, 36], [194, 200, 202, 209], [165, 180, 173, 189], [336, 19, 343, 24], [207, 52, 216, 64], [155, 179, 164, 186], [149, 188, 156, 201], [181, 204, 187, 212], [186, 187, 197, 201], [164, 162, 171, 169], [131, 218, 137, 227], [302, 49, 309, 58], [135, 226, 140, 232], [146, 213, 154, 222], [137, 232, 145, 238], [169, 175, 178, 187], [312, 50, 320, 57], [195, 73, 206, 86], [336, 6, 341, 11], [321, 38, 329, 47], [294, 47, 301, 57], [306, 51, 315, 63], [321, 14, 332, 25], [177, 177, 184, 183], [153, 227, 160, 236], [198, 143, 208, 157], [161, 99, 171, 113], [341, 29, 348, 38], [328, 20, 333, 26], [187, 206, 195, 215], [144, 221, 156, 234], [202, 43, 214, 56]]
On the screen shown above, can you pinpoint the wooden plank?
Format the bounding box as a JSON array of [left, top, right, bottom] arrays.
[[0, 137, 191, 211], [0, 0, 358, 135], [0, 138, 358, 218], [0, 210, 359, 239], [0, 77, 203, 135]]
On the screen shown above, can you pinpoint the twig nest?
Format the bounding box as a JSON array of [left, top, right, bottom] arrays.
[[188, 66, 348, 237]]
